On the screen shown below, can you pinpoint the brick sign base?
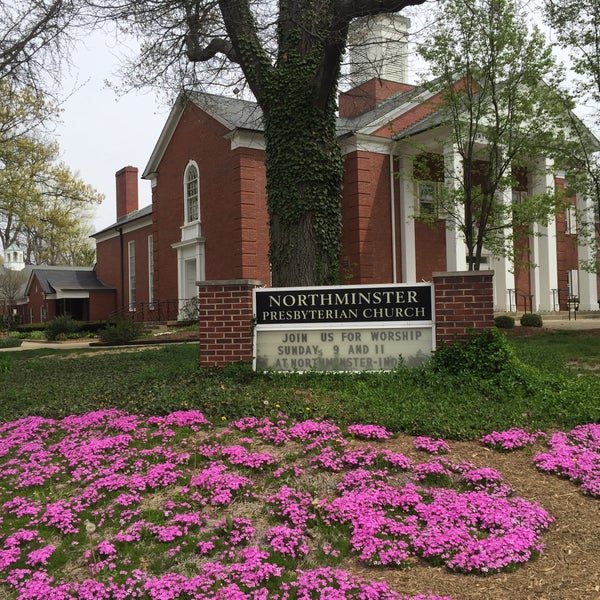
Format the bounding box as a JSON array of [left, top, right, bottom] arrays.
[[198, 272, 494, 368]]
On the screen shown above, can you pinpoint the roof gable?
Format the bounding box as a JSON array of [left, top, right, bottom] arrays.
[[142, 92, 264, 179]]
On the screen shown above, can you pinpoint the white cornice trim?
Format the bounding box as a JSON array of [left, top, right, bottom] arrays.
[[227, 129, 266, 151], [93, 214, 153, 242], [359, 89, 438, 136], [171, 236, 206, 250], [339, 133, 393, 156]]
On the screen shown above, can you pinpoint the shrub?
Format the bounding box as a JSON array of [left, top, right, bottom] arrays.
[[520, 313, 543, 328], [0, 337, 22, 348], [99, 317, 144, 344], [45, 316, 81, 341], [14, 323, 47, 334], [430, 328, 522, 377], [494, 315, 515, 329]]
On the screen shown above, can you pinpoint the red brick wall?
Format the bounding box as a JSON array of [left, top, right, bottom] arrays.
[[198, 280, 261, 367], [433, 271, 494, 344], [95, 224, 153, 310], [25, 275, 56, 323], [342, 150, 394, 283], [95, 234, 124, 308], [89, 290, 117, 321], [339, 79, 415, 118], [415, 221, 447, 279], [152, 103, 271, 299], [555, 178, 579, 309]]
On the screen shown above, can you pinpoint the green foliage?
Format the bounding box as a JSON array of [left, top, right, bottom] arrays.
[[494, 315, 515, 329], [98, 316, 144, 344], [0, 80, 102, 264], [45, 315, 81, 341], [0, 337, 22, 348], [417, 0, 571, 270], [0, 355, 13, 373], [520, 313, 543, 327], [15, 322, 47, 333], [1, 330, 600, 440], [430, 328, 522, 377]]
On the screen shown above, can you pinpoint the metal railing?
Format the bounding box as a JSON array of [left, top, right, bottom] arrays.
[[508, 289, 534, 313]]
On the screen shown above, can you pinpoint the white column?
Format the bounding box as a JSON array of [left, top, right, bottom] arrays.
[[491, 185, 515, 311], [443, 143, 467, 271], [530, 158, 558, 312], [576, 192, 599, 311], [398, 153, 417, 283]]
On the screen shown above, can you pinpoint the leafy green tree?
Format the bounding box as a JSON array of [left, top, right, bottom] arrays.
[[416, 0, 571, 270], [89, 0, 426, 286], [544, 0, 600, 271], [0, 82, 102, 265]]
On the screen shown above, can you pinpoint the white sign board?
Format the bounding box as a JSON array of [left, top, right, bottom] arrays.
[[253, 284, 435, 372]]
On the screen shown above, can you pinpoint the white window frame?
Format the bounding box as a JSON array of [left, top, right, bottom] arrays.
[[565, 204, 577, 235], [567, 269, 579, 298], [415, 180, 443, 217], [128, 240, 136, 311], [148, 235, 154, 310], [512, 190, 528, 204], [184, 161, 200, 224]]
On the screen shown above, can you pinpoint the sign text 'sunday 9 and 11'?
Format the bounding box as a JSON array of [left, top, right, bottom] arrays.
[[253, 284, 434, 372]]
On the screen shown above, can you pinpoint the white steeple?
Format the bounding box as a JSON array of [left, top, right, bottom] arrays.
[[348, 13, 411, 87], [3, 243, 25, 271]]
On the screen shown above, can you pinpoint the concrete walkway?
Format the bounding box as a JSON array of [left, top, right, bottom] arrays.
[[0, 338, 100, 352]]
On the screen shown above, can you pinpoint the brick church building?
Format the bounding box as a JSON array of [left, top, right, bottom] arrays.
[[92, 14, 599, 322]]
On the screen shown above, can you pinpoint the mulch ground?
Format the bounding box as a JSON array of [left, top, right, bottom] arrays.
[[347, 435, 600, 600]]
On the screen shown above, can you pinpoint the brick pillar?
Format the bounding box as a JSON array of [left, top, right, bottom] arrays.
[[433, 271, 494, 345], [198, 279, 262, 367]]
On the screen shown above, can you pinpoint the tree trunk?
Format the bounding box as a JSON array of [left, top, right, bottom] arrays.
[[264, 62, 343, 287]]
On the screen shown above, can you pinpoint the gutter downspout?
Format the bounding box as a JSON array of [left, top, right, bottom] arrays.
[[389, 144, 398, 283]]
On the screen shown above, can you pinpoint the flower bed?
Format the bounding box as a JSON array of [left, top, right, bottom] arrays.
[[0, 411, 555, 599]]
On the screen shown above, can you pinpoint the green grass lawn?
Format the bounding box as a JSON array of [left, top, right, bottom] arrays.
[[1, 329, 599, 439]]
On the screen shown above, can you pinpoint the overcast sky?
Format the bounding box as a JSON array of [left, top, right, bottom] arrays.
[[54, 30, 168, 233]]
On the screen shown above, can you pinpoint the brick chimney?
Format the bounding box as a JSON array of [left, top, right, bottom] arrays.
[[339, 14, 413, 118], [115, 166, 139, 219]]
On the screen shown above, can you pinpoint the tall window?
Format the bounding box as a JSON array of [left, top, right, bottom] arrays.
[[148, 235, 154, 310], [185, 163, 199, 223], [565, 204, 577, 235], [128, 240, 136, 310]]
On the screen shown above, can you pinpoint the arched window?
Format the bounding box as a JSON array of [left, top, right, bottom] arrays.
[[184, 162, 200, 223]]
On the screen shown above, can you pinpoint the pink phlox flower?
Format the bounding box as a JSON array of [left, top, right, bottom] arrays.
[[40, 499, 79, 534], [533, 426, 600, 497], [479, 428, 546, 451], [220, 445, 276, 469], [288, 419, 345, 451], [149, 410, 212, 429], [265, 485, 315, 526], [266, 524, 310, 557], [190, 462, 255, 505], [413, 436, 451, 455], [2, 496, 42, 518], [347, 424, 393, 440], [25, 544, 55, 566]]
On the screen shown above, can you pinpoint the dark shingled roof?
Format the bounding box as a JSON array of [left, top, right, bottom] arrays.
[[32, 267, 112, 294], [189, 92, 265, 131]]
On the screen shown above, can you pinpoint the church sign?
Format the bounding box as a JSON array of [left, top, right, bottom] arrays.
[[253, 283, 434, 372]]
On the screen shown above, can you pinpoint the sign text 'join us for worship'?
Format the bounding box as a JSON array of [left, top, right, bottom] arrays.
[[253, 284, 435, 372]]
